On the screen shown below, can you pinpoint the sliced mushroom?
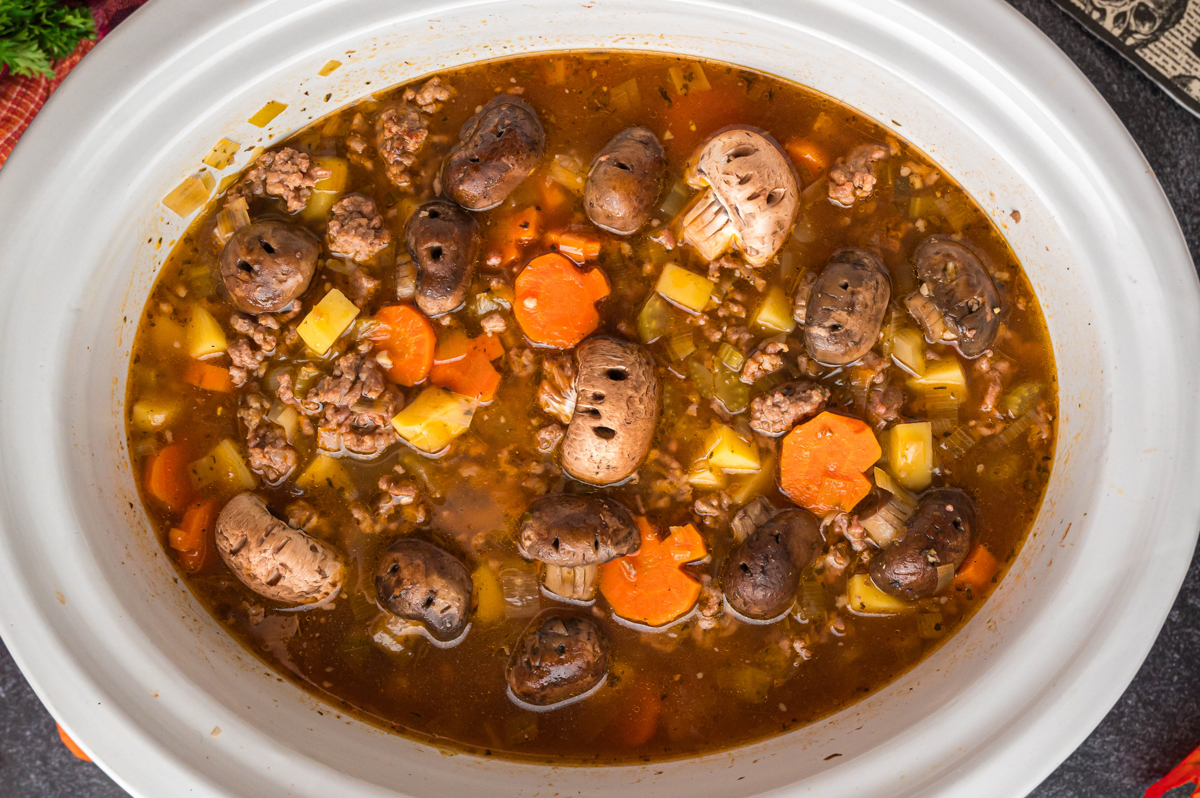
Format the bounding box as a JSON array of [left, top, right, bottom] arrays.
[[804, 248, 892, 365], [506, 615, 609, 708], [218, 221, 319, 314], [517, 494, 639, 602], [404, 199, 481, 317], [908, 235, 1003, 358], [584, 127, 666, 235], [214, 492, 343, 605], [722, 509, 823, 620], [442, 96, 545, 211], [868, 487, 977, 601], [560, 337, 660, 486], [680, 127, 798, 267], [375, 538, 473, 642]]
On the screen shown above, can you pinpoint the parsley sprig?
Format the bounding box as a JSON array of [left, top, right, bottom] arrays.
[[0, 0, 96, 78]]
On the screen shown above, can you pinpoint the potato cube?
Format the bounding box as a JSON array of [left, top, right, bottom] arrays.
[[705, 425, 761, 473], [298, 289, 360, 355], [186, 305, 227, 359], [891, 327, 926, 376], [295, 454, 355, 495], [391, 388, 477, 453], [883, 421, 933, 491], [751, 286, 796, 334], [656, 263, 714, 313], [189, 439, 257, 492], [847, 574, 916, 616], [301, 157, 349, 222], [130, 397, 180, 431]]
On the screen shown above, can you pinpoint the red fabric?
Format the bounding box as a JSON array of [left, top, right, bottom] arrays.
[[0, 0, 147, 169], [1145, 744, 1200, 798]]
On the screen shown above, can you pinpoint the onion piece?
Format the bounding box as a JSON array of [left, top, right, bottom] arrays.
[[500, 566, 540, 619], [935, 564, 956, 594]]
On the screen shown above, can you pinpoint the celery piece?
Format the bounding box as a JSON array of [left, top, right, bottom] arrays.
[[202, 139, 240, 170], [318, 59, 343, 76], [847, 574, 916, 616], [248, 101, 288, 128], [186, 305, 227, 359], [656, 263, 714, 313], [189, 439, 257, 492], [130, 397, 180, 431], [471, 565, 505, 625], [298, 289, 360, 356], [891, 327, 926, 376], [795, 579, 826, 624], [547, 154, 586, 195], [717, 342, 745, 373], [637, 293, 674, 344], [751, 286, 797, 334], [985, 411, 1035, 452], [295, 454, 356, 495], [213, 197, 251, 245], [162, 172, 215, 218], [883, 422, 933, 491], [667, 65, 688, 95], [685, 356, 715, 400], [659, 180, 691, 218], [391, 388, 477, 453], [873, 467, 918, 508], [705, 425, 760, 472], [1000, 383, 1043, 419], [301, 156, 350, 222], [936, 425, 979, 463], [667, 329, 696, 362], [713, 365, 750, 415], [609, 78, 641, 113], [936, 192, 975, 231], [908, 194, 937, 219]]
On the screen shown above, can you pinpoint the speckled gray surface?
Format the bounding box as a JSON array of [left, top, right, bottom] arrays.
[[1, 1, 1199, 796]]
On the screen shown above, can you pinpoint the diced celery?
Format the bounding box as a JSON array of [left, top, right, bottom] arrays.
[[547, 154, 586, 195], [213, 197, 251, 245], [667, 329, 696, 361], [908, 194, 937, 219], [202, 139, 240, 170], [727, 453, 776, 507], [267, 401, 300, 442], [936, 192, 975, 231], [685, 356, 715, 400], [472, 565, 505, 625], [162, 172, 215, 218], [295, 454, 356, 495], [186, 305, 227, 358], [298, 289, 360, 355], [247, 100, 288, 128], [717, 342, 745, 373], [847, 573, 916, 616], [936, 425, 979, 462], [862, 469, 918, 547], [713, 365, 750, 415], [687, 461, 727, 490], [659, 180, 691, 218], [637, 293, 674, 344], [189, 439, 257, 492], [882, 422, 933, 491], [717, 666, 772, 704], [130, 397, 180, 431], [752, 286, 797, 334], [391, 388, 477, 453], [1000, 382, 1043, 419], [891, 327, 926, 376], [301, 157, 350, 222], [873, 467, 918, 507], [705, 425, 760, 473], [609, 78, 641, 112], [794, 579, 826, 624], [656, 263, 714, 313]]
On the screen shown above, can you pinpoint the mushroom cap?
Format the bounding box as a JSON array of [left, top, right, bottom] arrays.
[[218, 221, 319, 314], [442, 96, 546, 211], [517, 494, 639, 567], [374, 538, 473, 642], [560, 337, 661, 486], [404, 199, 481, 317], [869, 487, 977, 601], [722, 509, 823, 620], [804, 248, 892, 365], [214, 492, 344, 605], [584, 126, 666, 235], [506, 615, 609, 708], [683, 126, 799, 267], [912, 235, 1003, 358]]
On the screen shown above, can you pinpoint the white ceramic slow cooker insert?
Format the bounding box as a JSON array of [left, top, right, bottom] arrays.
[[0, 1, 1197, 796]]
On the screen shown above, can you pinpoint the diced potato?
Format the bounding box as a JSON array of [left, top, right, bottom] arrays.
[[727, 453, 776, 507], [637, 293, 674, 344], [162, 172, 215, 218], [656, 263, 714, 313], [301, 156, 350, 222], [909, 358, 967, 400], [687, 461, 727, 490], [847, 574, 916, 616], [130, 397, 180, 431], [751, 286, 797, 334], [391, 388, 477, 453], [705, 425, 760, 473], [472, 565, 505, 625], [247, 100, 288, 127], [189, 439, 257, 492], [296, 454, 355, 495], [186, 305, 227, 358], [202, 138, 240, 170], [891, 327, 926, 376], [298, 289, 360, 355], [882, 422, 933, 491], [149, 316, 186, 355]]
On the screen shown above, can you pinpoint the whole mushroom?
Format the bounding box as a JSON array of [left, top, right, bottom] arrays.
[[375, 538, 473, 642], [442, 96, 546, 211], [404, 199, 481, 317], [869, 487, 977, 601], [679, 126, 799, 267], [517, 494, 640, 602], [804, 248, 892, 365], [584, 127, 666, 235], [722, 509, 823, 620], [506, 615, 609, 708], [560, 337, 660, 486], [214, 493, 344, 605], [218, 221, 319, 314], [905, 235, 1003, 358]]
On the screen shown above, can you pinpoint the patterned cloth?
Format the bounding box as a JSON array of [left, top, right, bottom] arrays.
[[0, 0, 147, 168]]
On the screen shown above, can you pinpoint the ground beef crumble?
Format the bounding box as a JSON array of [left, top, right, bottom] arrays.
[[228, 312, 280, 387], [326, 194, 389, 262], [237, 147, 330, 212], [302, 346, 403, 456], [828, 143, 888, 208], [374, 103, 429, 189], [536, 353, 576, 424], [740, 341, 788, 384], [749, 380, 830, 436], [237, 389, 297, 483]]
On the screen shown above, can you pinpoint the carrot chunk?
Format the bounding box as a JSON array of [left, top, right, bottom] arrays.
[[661, 85, 751, 159], [605, 682, 662, 747], [488, 206, 542, 268], [599, 518, 706, 627], [183, 360, 234, 393], [144, 442, 196, 513], [370, 304, 436, 386], [430, 329, 503, 402], [779, 411, 882, 515], [170, 498, 220, 573], [1145, 743, 1200, 798], [953, 544, 1000, 592], [514, 252, 610, 349], [56, 724, 91, 762], [545, 230, 602, 262], [784, 137, 828, 184]]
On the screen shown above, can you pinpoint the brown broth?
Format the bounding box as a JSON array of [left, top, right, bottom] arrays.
[[125, 51, 1057, 764]]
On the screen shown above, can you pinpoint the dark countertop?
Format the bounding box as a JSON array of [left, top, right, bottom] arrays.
[[2, 1, 1199, 795]]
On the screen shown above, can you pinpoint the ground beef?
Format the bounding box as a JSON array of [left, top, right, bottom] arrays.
[[326, 194, 389, 262], [828, 143, 889, 207], [227, 312, 279, 387], [725, 325, 755, 352], [709, 255, 767, 292], [508, 347, 536, 379], [831, 512, 869, 552], [749, 380, 830, 436], [347, 267, 381, 306], [237, 390, 297, 483], [480, 312, 506, 334], [302, 347, 403, 456], [535, 423, 565, 454], [867, 379, 904, 428], [536, 353, 576, 424], [647, 449, 691, 510], [375, 103, 428, 189], [973, 352, 1012, 415], [285, 500, 318, 531], [740, 341, 788, 384], [403, 77, 451, 114], [730, 496, 775, 542], [696, 574, 724, 630], [240, 148, 330, 212]]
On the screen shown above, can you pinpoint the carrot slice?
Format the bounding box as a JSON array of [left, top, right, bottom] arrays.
[[56, 724, 91, 762], [370, 304, 436, 386], [606, 682, 662, 747], [514, 252, 610, 349], [144, 442, 196, 514], [599, 519, 706, 627], [545, 230, 602, 262], [184, 360, 234, 393], [779, 411, 882, 515], [953, 544, 1000, 592], [488, 206, 542, 268], [784, 137, 828, 184], [170, 498, 220, 573], [430, 330, 503, 402]]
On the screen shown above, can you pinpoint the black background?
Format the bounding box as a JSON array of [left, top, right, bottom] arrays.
[[2, 0, 1199, 794]]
